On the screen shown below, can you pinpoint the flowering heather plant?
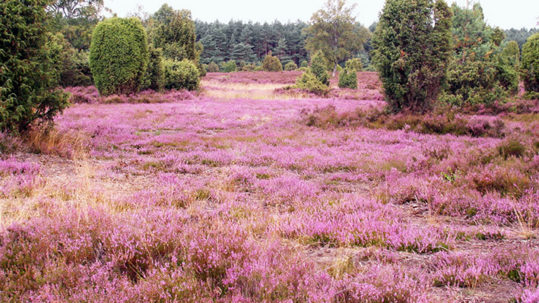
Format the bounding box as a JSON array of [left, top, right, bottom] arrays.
[[64, 86, 195, 104], [1, 71, 537, 302], [0, 158, 42, 198]]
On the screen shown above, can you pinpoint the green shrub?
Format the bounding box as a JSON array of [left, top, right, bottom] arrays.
[[442, 58, 519, 106], [0, 0, 69, 132], [311, 51, 329, 85], [163, 59, 200, 90], [284, 61, 298, 71], [47, 33, 93, 87], [89, 17, 149, 96], [262, 52, 283, 72], [143, 46, 165, 91], [300, 60, 309, 68], [207, 62, 219, 73], [338, 68, 358, 89], [442, 4, 519, 105], [501, 41, 520, 71], [521, 33, 539, 97], [149, 5, 196, 62], [197, 63, 207, 77], [345, 58, 363, 71], [220, 61, 237, 73], [66, 50, 93, 87], [497, 139, 526, 159], [372, 0, 452, 112], [295, 69, 329, 95], [242, 63, 257, 72]]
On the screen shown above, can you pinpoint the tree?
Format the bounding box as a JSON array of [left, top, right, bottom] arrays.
[[521, 33, 539, 96], [0, 0, 69, 133], [338, 68, 358, 89], [442, 3, 519, 105], [274, 38, 290, 62], [372, 0, 452, 112], [48, 0, 103, 20], [230, 43, 256, 63], [345, 58, 363, 71], [144, 46, 165, 91], [311, 51, 330, 85], [262, 52, 283, 72], [48, 0, 104, 50], [305, 0, 369, 75], [504, 28, 539, 49], [89, 17, 149, 95], [149, 4, 196, 62], [501, 41, 521, 71], [195, 20, 310, 66]]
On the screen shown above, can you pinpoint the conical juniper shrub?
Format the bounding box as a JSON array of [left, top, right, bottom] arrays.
[[521, 33, 539, 98], [0, 0, 70, 133], [338, 68, 358, 89], [89, 17, 149, 96], [372, 0, 452, 113]]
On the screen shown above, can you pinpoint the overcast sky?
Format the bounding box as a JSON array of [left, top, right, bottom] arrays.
[[105, 0, 538, 29]]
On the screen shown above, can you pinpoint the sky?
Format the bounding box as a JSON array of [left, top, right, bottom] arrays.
[[104, 0, 538, 29]]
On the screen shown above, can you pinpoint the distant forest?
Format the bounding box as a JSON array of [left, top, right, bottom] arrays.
[[195, 20, 536, 67], [195, 20, 376, 66]]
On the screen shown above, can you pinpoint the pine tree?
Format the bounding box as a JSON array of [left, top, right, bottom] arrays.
[[274, 38, 290, 63]]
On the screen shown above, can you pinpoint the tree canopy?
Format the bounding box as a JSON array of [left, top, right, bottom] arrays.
[[304, 0, 370, 73]]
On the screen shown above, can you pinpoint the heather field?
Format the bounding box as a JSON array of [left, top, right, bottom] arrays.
[[1, 71, 538, 302]]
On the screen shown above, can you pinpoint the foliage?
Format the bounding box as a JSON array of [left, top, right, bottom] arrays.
[[504, 28, 539, 49], [300, 60, 309, 68], [0, 0, 69, 133], [230, 43, 256, 63], [143, 46, 165, 91], [338, 68, 358, 89], [262, 52, 283, 72], [442, 3, 519, 106], [196, 20, 310, 66], [345, 58, 363, 71], [89, 17, 149, 96], [442, 59, 518, 106], [373, 0, 452, 112], [163, 59, 200, 91], [521, 33, 539, 97], [220, 61, 237, 73], [310, 51, 330, 85], [207, 62, 220, 73], [295, 70, 329, 95], [241, 63, 257, 72], [47, 0, 104, 51], [284, 61, 298, 71], [148, 4, 196, 63], [501, 41, 520, 71], [48, 0, 104, 20], [305, 0, 370, 72], [47, 32, 93, 87]]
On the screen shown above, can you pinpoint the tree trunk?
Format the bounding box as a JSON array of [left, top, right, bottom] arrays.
[[332, 63, 337, 78]]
